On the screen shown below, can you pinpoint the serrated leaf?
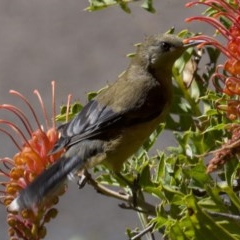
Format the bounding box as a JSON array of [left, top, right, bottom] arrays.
[[184, 163, 212, 187], [185, 195, 238, 240], [203, 123, 227, 133]]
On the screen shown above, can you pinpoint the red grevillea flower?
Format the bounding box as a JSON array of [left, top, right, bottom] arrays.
[[186, 1, 240, 70], [0, 81, 70, 240], [185, 1, 240, 118], [185, 0, 240, 172]]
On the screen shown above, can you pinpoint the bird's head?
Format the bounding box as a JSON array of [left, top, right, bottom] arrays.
[[136, 33, 200, 72]]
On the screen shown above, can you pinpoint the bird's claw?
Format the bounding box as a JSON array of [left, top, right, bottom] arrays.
[[77, 169, 90, 189]]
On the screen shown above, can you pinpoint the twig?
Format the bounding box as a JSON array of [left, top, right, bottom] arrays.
[[130, 223, 155, 240], [84, 172, 156, 216], [205, 210, 240, 221], [192, 179, 240, 197]]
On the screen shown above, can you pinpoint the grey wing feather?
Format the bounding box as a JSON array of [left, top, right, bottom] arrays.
[[51, 82, 165, 155], [51, 100, 123, 154]]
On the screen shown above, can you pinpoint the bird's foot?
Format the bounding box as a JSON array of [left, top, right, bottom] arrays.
[[77, 169, 91, 189]]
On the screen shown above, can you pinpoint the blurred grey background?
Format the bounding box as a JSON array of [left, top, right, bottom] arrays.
[[0, 1, 209, 239]]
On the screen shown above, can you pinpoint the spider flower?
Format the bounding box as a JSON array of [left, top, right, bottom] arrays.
[[185, 0, 240, 172], [0, 81, 69, 240], [185, 0, 240, 98]]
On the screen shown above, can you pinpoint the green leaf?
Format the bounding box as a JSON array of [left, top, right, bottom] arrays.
[[139, 163, 152, 187], [203, 123, 228, 133], [87, 86, 108, 101], [86, 0, 157, 13], [55, 102, 83, 122], [86, 0, 118, 11], [184, 162, 212, 187], [218, 183, 240, 210], [141, 0, 156, 13], [224, 157, 239, 186], [143, 123, 165, 151], [185, 195, 238, 240]]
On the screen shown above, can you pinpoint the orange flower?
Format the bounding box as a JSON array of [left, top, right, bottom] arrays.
[[186, 0, 240, 118], [0, 81, 69, 240], [185, 0, 240, 172]]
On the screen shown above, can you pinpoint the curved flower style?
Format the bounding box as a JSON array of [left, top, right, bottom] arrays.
[[186, 0, 240, 104], [0, 82, 69, 240], [185, 0, 240, 172]]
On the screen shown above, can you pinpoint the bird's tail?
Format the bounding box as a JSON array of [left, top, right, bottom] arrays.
[[8, 154, 82, 212]]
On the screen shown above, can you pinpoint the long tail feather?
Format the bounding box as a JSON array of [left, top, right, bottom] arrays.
[[8, 154, 81, 211]]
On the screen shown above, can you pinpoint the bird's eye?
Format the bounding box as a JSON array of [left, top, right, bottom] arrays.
[[160, 42, 171, 52]]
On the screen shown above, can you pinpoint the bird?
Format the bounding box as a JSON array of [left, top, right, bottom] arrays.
[[9, 33, 199, 211]]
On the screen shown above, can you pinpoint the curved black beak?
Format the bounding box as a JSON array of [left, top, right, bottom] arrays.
[[183, 39, 205, 48]]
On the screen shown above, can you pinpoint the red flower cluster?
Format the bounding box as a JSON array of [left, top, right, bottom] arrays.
[[186, 0, 240, 119], [0, 82, 69, 240], [185, 0, 240, 172]]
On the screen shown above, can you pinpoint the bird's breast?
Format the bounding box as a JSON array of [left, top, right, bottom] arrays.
[[102, 110, 167, 172]]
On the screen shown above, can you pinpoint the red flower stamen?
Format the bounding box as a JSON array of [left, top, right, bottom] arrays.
[[0, 81, 71, 240], [186, 0, 240, 172]]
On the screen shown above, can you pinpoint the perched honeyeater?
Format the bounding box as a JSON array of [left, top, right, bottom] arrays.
[[9, 34, 199, 211]]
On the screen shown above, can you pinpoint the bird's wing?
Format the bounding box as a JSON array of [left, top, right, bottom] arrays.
[[51, 90, 164, 155], [51, 99, 124, 153]]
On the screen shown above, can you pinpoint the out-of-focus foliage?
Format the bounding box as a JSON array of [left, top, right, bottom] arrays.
[[86, 0, 155, 13]]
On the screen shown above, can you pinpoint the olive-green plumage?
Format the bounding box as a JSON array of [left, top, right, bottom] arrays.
[[91, 34, 189, 170], [9, 33, 198, 211]]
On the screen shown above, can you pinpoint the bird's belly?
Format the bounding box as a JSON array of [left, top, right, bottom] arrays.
[[103, 115, 163, 172]]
